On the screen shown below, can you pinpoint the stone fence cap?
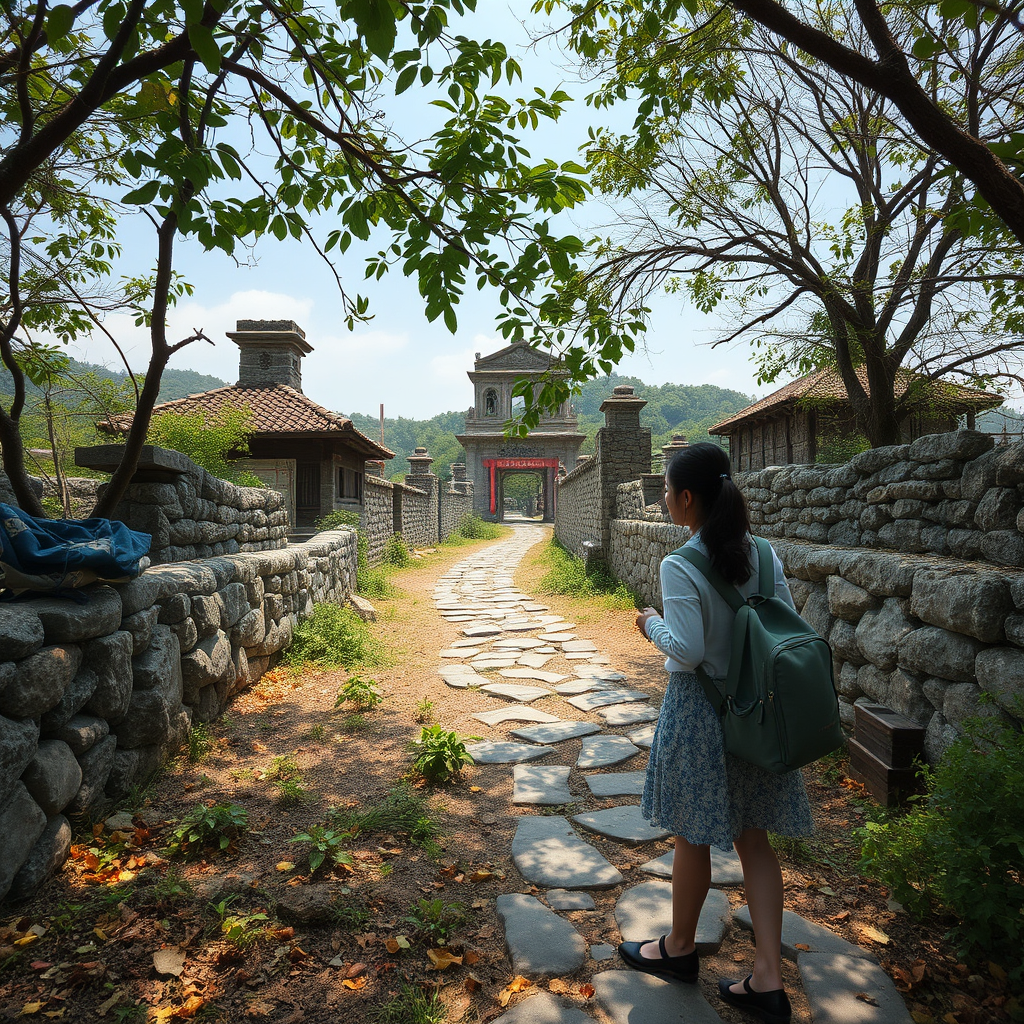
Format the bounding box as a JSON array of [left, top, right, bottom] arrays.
[[613, 385, 635, 396]]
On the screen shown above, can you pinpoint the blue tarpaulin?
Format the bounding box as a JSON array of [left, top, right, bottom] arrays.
[[0, 502, 151, 592]]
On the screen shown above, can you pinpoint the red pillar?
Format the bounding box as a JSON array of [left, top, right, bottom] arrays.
[[489, 462, 496, 515]]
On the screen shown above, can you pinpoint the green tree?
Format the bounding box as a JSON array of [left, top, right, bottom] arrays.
[[539, 0, 1024, 248], [0, 0, 640, 518], [543, 3, 1024, 446]]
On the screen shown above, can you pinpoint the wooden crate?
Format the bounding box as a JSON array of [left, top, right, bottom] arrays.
[[853, 702, 925, 769], [848, 737, 923, 806]]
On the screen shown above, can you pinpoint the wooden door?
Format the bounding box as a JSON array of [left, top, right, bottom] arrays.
[[296, 462, 321, 524]]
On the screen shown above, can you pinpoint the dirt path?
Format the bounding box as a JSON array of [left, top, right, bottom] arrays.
[[0, 527, 999, 1024]]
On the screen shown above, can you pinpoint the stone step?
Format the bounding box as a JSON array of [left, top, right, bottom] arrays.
[[500, 668, 569, 684], [511, 721, 602, 744], [616, 882, 731, 955], [596, 703, 659, 726], [573, 806, 670, 844], [798, 952, 914, 1024], [466, 741, 554, 764], [733, 905, 876, 961], [592, 970, 724, 1024], [496, 893, 587, 979], [512, 815, 623, 890], [577, 735, 641, 769], [513, 765, 573, 805], [567, 690, 649, 712], [474, 707, 562, 727], [585, 772, 645, 797], [545, 889, 595, 910], [491, 991, 595, 1023], [480, 683, 554, 703], [629, 724, 656, 748], [641, 848, 744, 885]]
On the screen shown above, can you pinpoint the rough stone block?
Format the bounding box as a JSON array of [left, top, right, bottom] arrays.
[[115, 630, 183, 749], [190, 594, 221, 637], [829, 620, 865, 666], [120, 607, 158, 655], [5, 814, 72, 902], [55, 714, 109, 754], [898, 626, 984, 682], [878, 520, 929, 554], [924, 711, 959, 761], [827, 577, 877, 620], [910, 569, 1013, 644], [961, 448, 1000, 501], [853, 598, 917, 672], [0, 715, 40, 808], [0, 645, 82, 719], [0, 783, 48, 901], [947, 529, 984, 560], [21, 740, 82, 816], [981, 531, 1024, 567], [217, 583, 249, 629], [886, 668, 933, 726], [942, 681, 1012, 727], [157, 593, 191, 624], [40, 666, 98, 734], [975, 487, 1021, 532], [857, 664, 892, 704], [181, 630, 232, 703], [132, 624, 180, 692], [909, 430, 992, 463], [30, 585, 122, 643], [231, 607, 265, 647], [975, 647, 1024, 717], [80, 632, 134, 721], [800, 589, 834, 640], [994, 441, 1024, 485], [842, 551, 917, 597], [0, 605, 45, 659], [67, 734, 117, 816], [169, 616, 199, 653]]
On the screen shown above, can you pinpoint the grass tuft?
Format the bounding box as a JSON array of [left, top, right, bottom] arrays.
[[536, 538, 639, 610], [284, 603, 383, 668]]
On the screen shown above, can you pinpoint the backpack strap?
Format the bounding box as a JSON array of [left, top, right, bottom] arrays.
[[753, 536, 775, 600]]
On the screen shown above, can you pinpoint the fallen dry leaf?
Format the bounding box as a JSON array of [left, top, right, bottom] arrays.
[[341, 977, 367, 990], [469, 870, 493, 883], [152, 949, 186, 977], [548, 979, 570, 994], [498, 976, 532, 1007], [276, 862, 295, 872], [580, 984, 595, 999], [20, 1003, 46, 1016], [427, 948, 463, 970], [856, 993, 880, 1007], [794, 943, 811, 951], [858, 924, 890, 945]]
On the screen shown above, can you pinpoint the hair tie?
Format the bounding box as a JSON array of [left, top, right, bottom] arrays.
[[720, 473, 730, 480]]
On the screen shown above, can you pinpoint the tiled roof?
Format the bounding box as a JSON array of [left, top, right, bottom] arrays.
[[710, 368, 1001, 434], [100, 383, 394, 459]]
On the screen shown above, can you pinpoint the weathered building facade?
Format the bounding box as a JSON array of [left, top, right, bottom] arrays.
[[456, 343, 585, 521], [710, 368, 1001, 471]]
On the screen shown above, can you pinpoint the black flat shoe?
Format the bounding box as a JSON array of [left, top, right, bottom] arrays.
[[618, 935, 699, 983], [718, 976, 792, 1024]]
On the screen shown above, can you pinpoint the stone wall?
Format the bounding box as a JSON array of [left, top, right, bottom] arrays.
[[439, 484, 475, 541], [0, 527, 357, 903], [397, 482, 435, 548], [738, 430, 1024, 566], [76, 446, 289, 566], [607, 518, 689, 608], [361, 475, 397, 565], [553, 455, 602, 556]]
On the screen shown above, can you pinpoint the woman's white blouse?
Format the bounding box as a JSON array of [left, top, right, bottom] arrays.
[[643, 532, 795, 678]]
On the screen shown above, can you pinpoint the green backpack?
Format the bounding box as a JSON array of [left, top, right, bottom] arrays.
[[673, 537, 844, 774]]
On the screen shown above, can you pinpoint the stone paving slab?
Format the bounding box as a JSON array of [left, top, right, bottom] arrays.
[[481, 683, 554, 703], [475, 707, 562, 727], [450, 637, 488, 648], [641, 849, 744, 885], [473, 659, 522, 670], [439, 668, 483, 688], [537, 632, 577, 642], [513, 765, 573, 805], [577, 735, 641, 769], [573, 806, 670, 844], [554, 679, 614, 696], [562, 640, 599, 652], [589, 944, 615, 962], [512, 721, 602, 744], [596, 704, 660, 726], [567, 690, 650, 711], [585, 772, 646, 797], [799, 952, 914, 1024], [466, 741, 554, 764], [545, 889, 596, 910], [734, 906, 875, 961], [518, 654, 555, 669], [500, 668, 568, 684], [564, 653, 595, 660], [494, 638, 547, 650], [472, 653, 520, 664], [616, 882, 732, 954], [462, 625, 503, 637], [573, 665, 627, 681], [592, 970, 723, 1024], [629, 725, 656, 748], [440, 648, 482, 658], [506, 621, 549, 632], [512, 816, 623, 889], [523, 604, 549, 612], [492, 991, 595, 1024], [497, 893, 588, 979], [442, 615, 474, 622]]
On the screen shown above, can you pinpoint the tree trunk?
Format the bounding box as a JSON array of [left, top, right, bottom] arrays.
[[0, 407, 45, 517]]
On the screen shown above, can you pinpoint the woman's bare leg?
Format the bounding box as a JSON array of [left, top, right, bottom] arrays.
[[731, 828, 785, 991], [639, 836, 710, 958]]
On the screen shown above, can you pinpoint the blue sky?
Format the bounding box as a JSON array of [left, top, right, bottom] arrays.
[[60, 4, 774, 420]]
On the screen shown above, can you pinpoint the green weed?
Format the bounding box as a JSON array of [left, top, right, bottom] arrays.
[[341, 713, 369, 732], [316, 509, 361, 531], [373, 981, 445, 1024], [335, 674, 384, 711], [306, 723, 326, 742], [409, 725, 474, 785], [284, 603, 381, 669], [209, 897, 268, 948], [289, 825, 354, 874], [402, 897, 466, 945], [165, 803, 249, 859], [413, 698, 434, 723], [384, 533, 411, 567], [537, 538, 639, 609], [328, 784, 439, 852], [332, 899, 370, 931], [188, 722, 214, 763]]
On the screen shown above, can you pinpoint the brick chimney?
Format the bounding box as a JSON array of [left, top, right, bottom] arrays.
[[226, 319, 312, 391]]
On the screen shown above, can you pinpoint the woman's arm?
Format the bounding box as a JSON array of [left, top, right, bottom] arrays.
[[772, 549, 796, 609], [639, 557, 705, 670]]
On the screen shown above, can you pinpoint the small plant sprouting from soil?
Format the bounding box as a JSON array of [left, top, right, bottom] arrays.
[[329, 784, 440, 853], [306, 723, 326, 742], [187, 722, 213, 763], [409, 725, 473, 784], [402, 897, 467, 946], [414, 698, 434, 723], [209, 896, 269, 948], [335, 674, 384, 711], [165, 803, 249, 859], [332, 898, 371, 931], [288, 824, 354, 874], [374, 981, 446, 1024]]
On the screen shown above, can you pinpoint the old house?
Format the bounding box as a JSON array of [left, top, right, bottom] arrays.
[[102, 320, 394, 530], [710, 368, 1001, 470]]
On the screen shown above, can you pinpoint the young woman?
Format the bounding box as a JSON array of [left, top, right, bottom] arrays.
[[617, 442, 813, 1024]]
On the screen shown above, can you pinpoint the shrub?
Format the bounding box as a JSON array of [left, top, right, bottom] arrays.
[[451, 514, 503, 541], [315, 509, 361, 531], [147, 401, 265, 487], [410, 725, 473, 784], [815, 432, 871, 464], [538, 538, 638, 609], [334, 674, 384, 711], [859, 718, 1024, 981], [165, 803, 249, 858], [284, 603, 378, 668], [384, 532, 412, 566]]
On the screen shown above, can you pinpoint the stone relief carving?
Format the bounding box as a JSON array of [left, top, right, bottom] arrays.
[[497, 443, 542, 457]]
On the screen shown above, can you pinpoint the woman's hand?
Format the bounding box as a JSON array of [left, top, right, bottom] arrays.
[[635, 607, 659, 637]]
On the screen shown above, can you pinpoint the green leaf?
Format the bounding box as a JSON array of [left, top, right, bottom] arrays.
[[395, 65, 417, 95], [180, 0, 203, 25], [188, 23, 221, 74], [122, 180, 160, 205], [46, 4, 75, 41]]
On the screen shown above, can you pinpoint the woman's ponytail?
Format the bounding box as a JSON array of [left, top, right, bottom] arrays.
[[666, 443, 752, 585]]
